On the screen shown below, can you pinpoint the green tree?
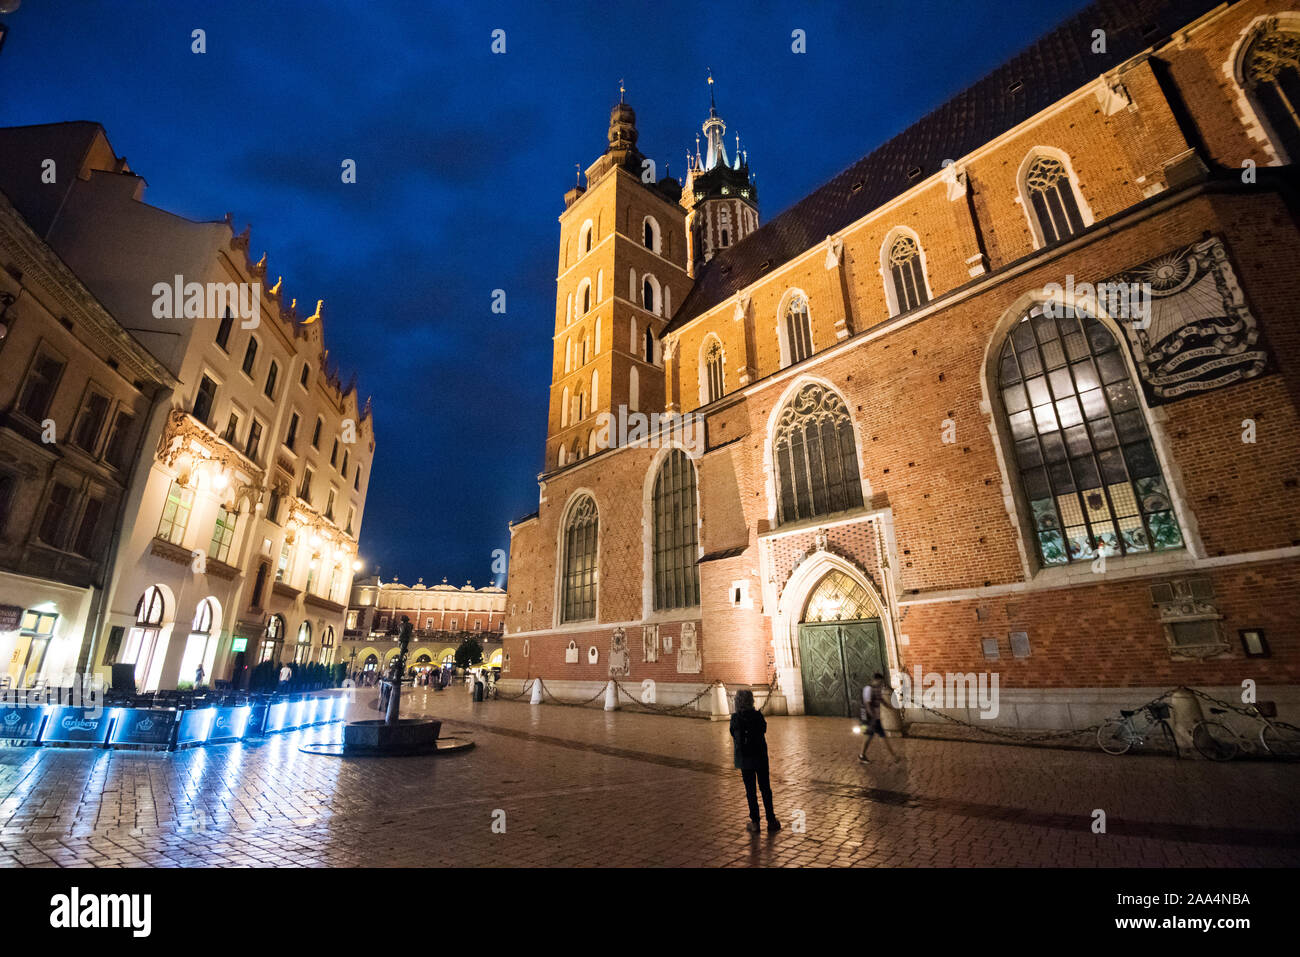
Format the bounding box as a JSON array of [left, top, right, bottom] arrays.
[[454, 636, 484, 670]]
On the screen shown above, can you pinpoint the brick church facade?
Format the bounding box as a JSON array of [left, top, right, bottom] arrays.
[[502, 0, 1300, 726]]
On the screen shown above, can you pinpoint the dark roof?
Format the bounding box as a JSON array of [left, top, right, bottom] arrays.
[[667, 0, 1222, 332]]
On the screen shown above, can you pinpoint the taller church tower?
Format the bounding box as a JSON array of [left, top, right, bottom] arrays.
[[545, 94, 692, 472], [682, 75, 759, 274]]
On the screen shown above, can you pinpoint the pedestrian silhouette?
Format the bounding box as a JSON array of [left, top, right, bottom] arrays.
[[730, 689, 780, 833]]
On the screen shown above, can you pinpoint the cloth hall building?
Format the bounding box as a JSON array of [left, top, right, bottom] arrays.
[[502, 0, 1300, 727]]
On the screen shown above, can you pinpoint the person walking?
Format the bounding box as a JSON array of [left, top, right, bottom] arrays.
[[729, 689, 780, 834], [278, 662, 292, 693], [194, 663, 205, 688], [859, 672, 898, 763]]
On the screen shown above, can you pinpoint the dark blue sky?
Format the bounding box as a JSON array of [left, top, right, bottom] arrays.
[[1, 0, 1087, 586]]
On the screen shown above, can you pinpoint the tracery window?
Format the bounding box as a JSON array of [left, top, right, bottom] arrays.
[[1024, 155, 1085, 244], [561, 496, 598, 622], [652, 450, 700, 610], [1241, 26, 1300, 160], [772, 383, 863, 524], [888, 234, 929, 313], [702, 337, 724, 404], [997, 304, 1183, 567], [803, 569, 879, 622], [784, 293, 813, 366]]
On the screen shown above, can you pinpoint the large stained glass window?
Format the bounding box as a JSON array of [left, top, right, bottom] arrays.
[[561, 495, 598, 622], [653, 450, 700, 610], [998, 304, 1183, 566], [773, 383, 863, 525]]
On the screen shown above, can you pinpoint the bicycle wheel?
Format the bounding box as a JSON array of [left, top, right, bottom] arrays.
[[1260, 723, 1300, 759], [1192, 720, 1240, 761], [1097, 719, 1133, 755]]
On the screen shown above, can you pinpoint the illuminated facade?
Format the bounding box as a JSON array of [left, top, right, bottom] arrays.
[[0, 122, 376, 690], [504, 0, 1300, 725], [341, 575, 506, 674]]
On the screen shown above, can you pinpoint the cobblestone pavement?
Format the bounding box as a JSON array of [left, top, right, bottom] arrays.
[[1, 687, 1297, 867]]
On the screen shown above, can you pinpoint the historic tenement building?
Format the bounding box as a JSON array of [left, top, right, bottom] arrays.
[[503, 0, 1300, 727], [0, 123, 376, 690], [340, 575, 506, 675]]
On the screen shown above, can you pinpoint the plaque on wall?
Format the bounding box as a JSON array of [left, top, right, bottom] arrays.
[[643, 624, 659, 663], [564, 640, 579, 664], [677, 622, 701, 674], [1109, 236, 1268, 405], [608, 628, 630, 676]]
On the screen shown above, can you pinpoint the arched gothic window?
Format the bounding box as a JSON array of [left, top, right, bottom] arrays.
[[582, 284, 591, 314], [1240, 26, 1300, 160], [784, 293, 813, 366], [653, 450, 700, 610], [561, 496, 598, 622], [642, 277, 655, 312], [772, 383, 863, 524], [135, 586, 165, 626], [702, 337, 724, 404], [644, 218, 656, 250], [997, 304, 1183, 566], [644, 327, 654, 364], [1024, 155, 1085, 244], [888, 234, 929, 313]]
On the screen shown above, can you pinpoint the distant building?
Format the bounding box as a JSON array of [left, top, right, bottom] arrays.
[[342, 575, 506, 675], [0, 122, 376, 690]]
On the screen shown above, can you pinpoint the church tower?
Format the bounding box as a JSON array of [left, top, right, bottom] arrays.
[[682, 75, 759, 274], [545, 92, 692, 472]]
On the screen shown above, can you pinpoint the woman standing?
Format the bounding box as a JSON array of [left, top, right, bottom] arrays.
[[729, 690, 781, 834]]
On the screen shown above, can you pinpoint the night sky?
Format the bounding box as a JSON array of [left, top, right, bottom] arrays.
[[0, 0, 1088, 586]]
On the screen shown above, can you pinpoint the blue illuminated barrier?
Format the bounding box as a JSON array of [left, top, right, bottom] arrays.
[[0, 692, 347, 751]]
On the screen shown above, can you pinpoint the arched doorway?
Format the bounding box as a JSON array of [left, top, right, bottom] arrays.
[[362, 653, 379, 672], [796, 569, 887, 717]]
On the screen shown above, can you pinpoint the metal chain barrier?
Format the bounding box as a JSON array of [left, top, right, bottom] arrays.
[[535, 676, 608, 707], [902, 687, 1179, 744], [1180, 685, 1300, 731], [610, 676, 715, 715], [495, 677, 537, 701]]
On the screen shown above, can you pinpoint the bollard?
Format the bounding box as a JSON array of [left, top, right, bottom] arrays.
[[604, 679, 617, 711], [1167, 687, 1205, 756], [530, 678, 543, 705], [709, 681, 731, 721]]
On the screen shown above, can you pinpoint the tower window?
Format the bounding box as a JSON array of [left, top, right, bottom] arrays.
[[702, 337, 724, 404], [652, 449, 700, 610], [560, 495, 598, 622]]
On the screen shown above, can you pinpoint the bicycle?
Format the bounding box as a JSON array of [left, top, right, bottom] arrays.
[[1097, 701, 1179, 756], [1191, 701, 1300, 762]]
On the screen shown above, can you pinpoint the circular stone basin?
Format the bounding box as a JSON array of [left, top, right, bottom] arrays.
[[343, 718, 442, 755]]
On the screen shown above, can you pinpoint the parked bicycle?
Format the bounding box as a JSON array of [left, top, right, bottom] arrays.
[[1097, 701, 1179, 756], [1191, 701, 1300, 761]]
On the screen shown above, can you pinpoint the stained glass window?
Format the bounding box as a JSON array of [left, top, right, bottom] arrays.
[[1242, 27, 1300, 161], [803, 569, 879, 622], [888, 235, 929, 312], [773, 383, 863, 525], [561, 495, 598, 622], [785, 293, 813, 365], [653, 450, 700, 610], [703, 338, 724, 403], [998, 304, 1183, 567], [1025, 155, 1085, 244]]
